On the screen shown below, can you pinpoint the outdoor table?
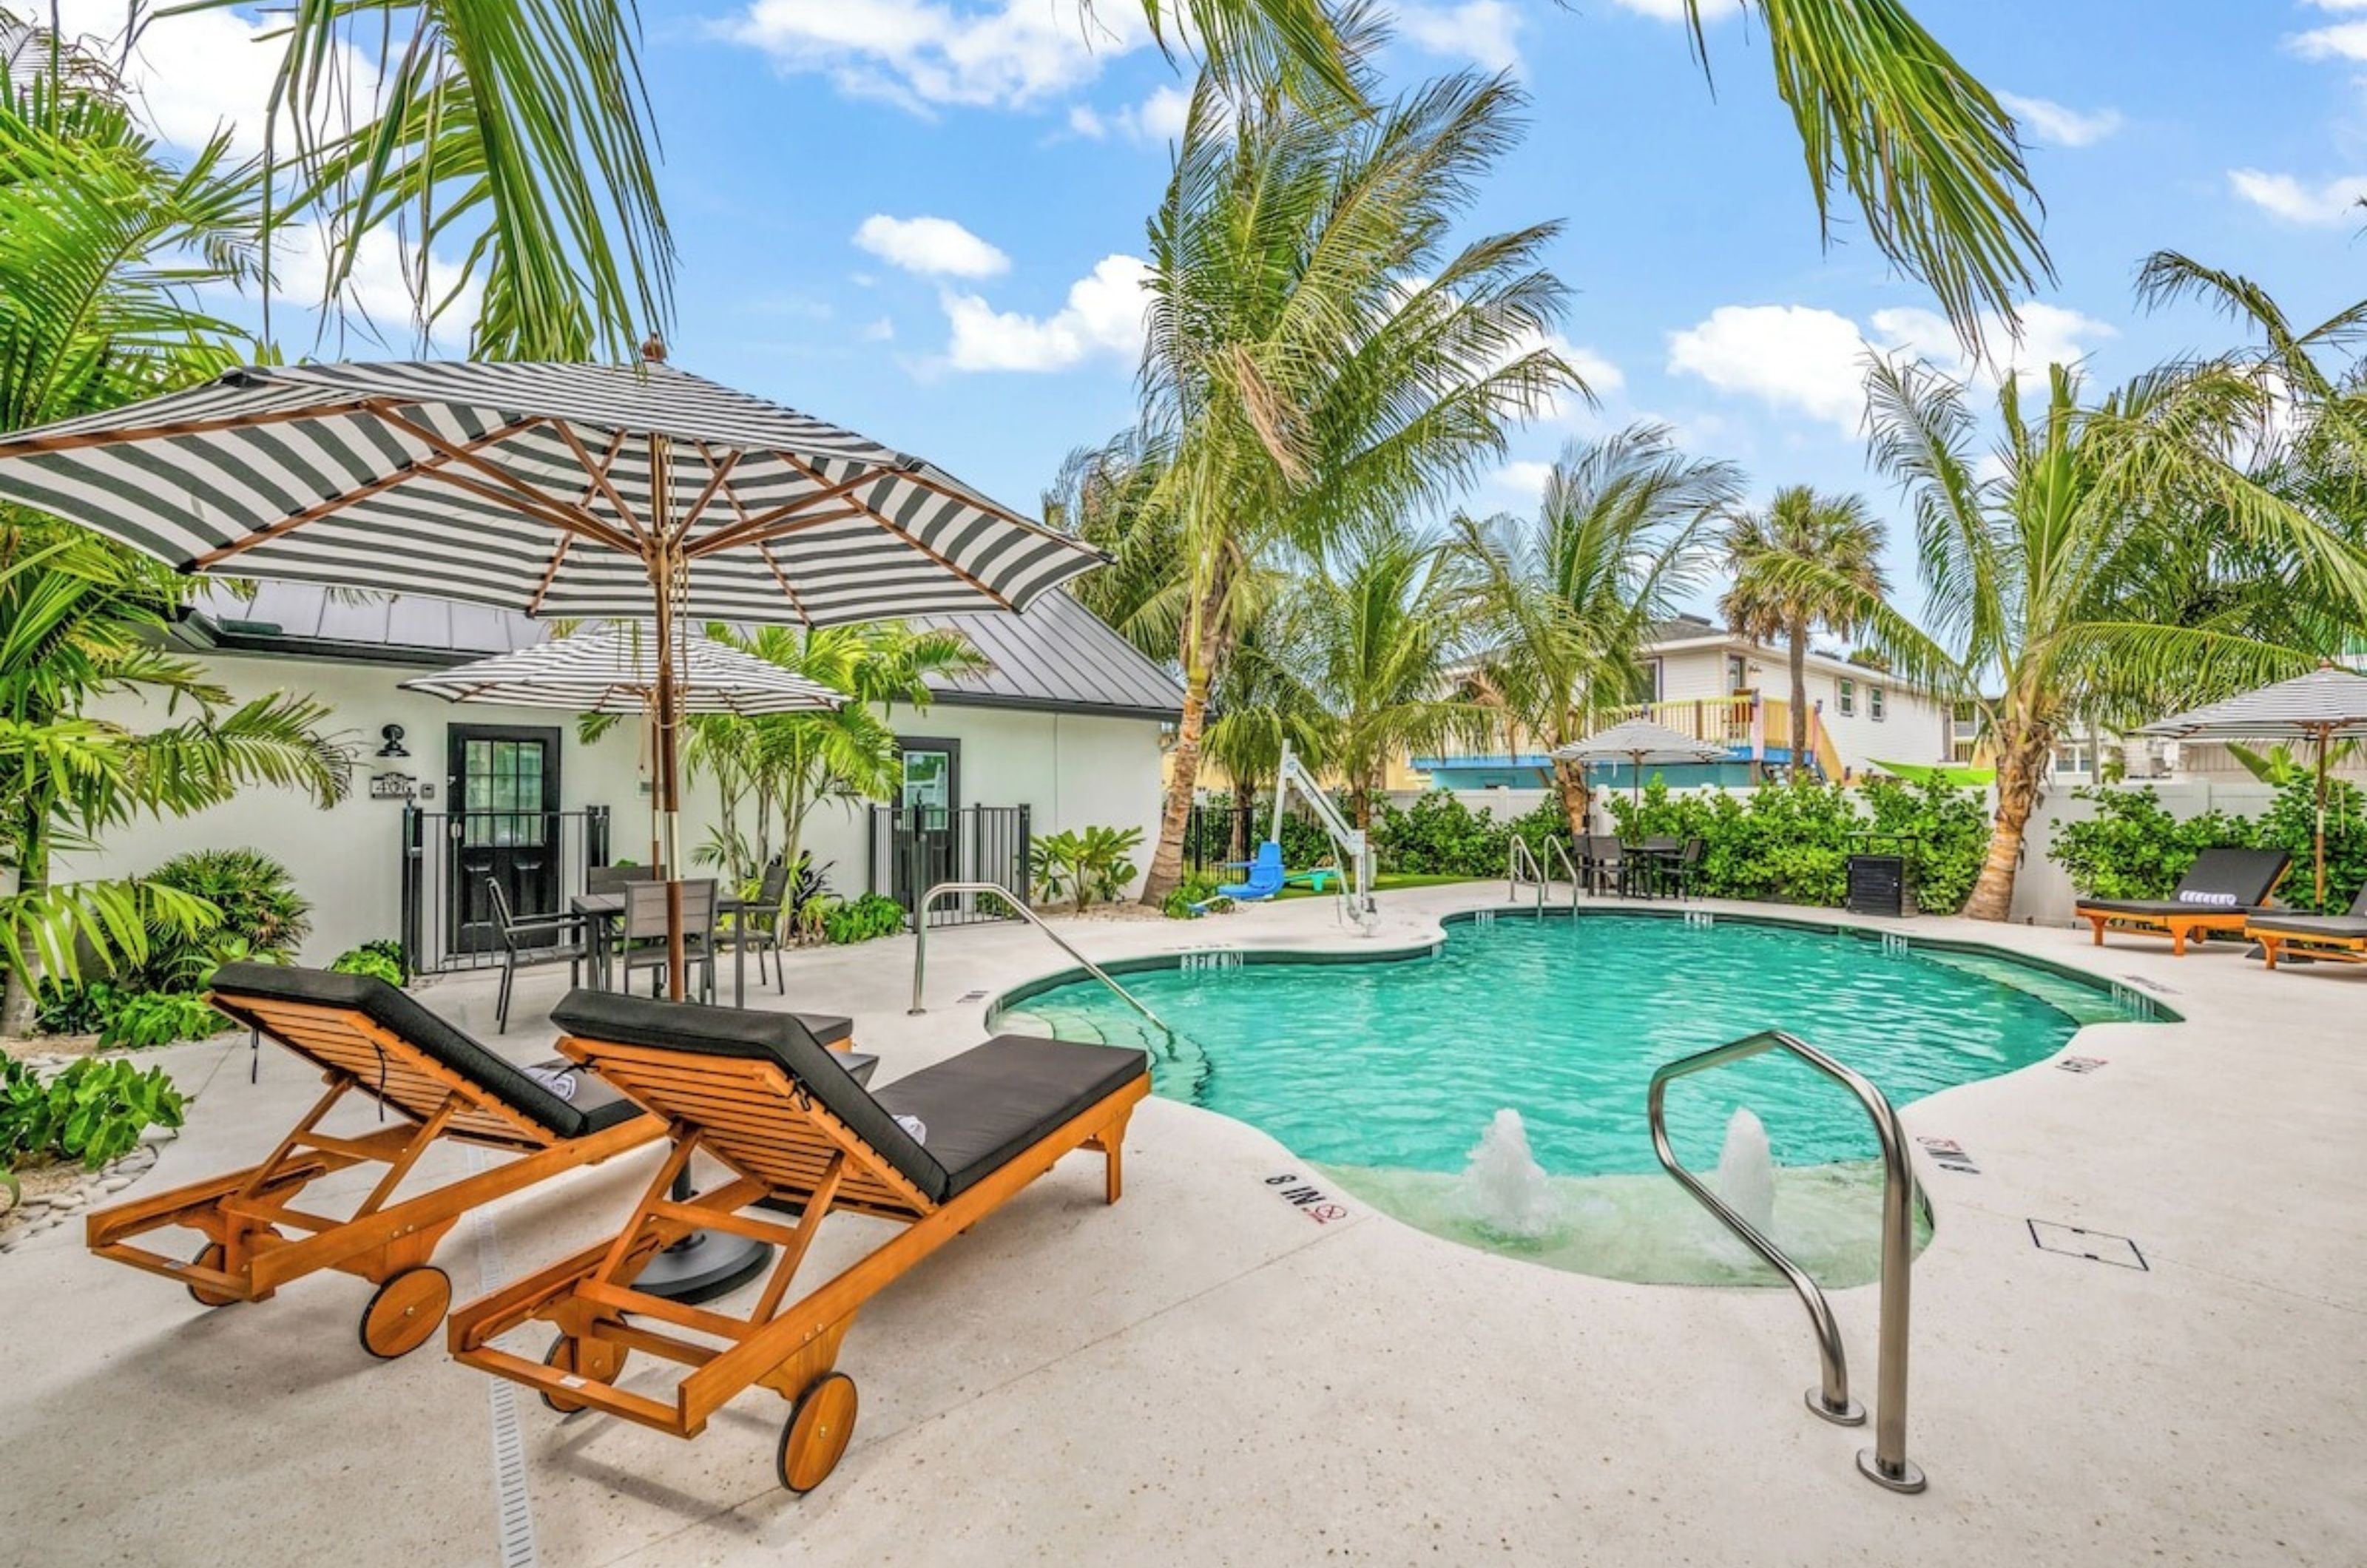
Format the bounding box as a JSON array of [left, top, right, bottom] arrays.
[[572, 890, 750, 1007], [1622, 839, 1684, 898]]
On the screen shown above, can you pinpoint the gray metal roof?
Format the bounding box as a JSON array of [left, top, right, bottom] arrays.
[[177, 582, 1182, 720]]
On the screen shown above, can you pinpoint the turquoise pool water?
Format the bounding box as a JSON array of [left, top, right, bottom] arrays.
[[1004, 913, 2158, 1285]]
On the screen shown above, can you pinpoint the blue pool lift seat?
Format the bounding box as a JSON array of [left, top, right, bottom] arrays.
[[1216, 841, 1287, 902]]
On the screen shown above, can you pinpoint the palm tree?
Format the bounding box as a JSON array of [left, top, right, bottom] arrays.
[[1293, 526, 1492, 829], [1453, 425, 1740, 838], [1201, 612, 1329, 859], [1133, 45, 1577, 901], [677, 622, 987, 890], [1763, 355, 2367, 922], [1720, 486, 1888, 774], [0, 524, 351, 1034]]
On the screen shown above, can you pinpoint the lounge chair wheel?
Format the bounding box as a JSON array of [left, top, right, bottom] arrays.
[[539, 1332, 629, 1413], [186, 1243, 240, 1308], [358, 1265, 451, 1359], [777, 1372, 857, 1494]]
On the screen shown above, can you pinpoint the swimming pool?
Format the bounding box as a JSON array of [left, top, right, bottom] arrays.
[[1000, 911, 2161, 1285]]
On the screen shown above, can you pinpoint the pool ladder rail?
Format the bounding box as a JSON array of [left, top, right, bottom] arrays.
[[1506, 836, 1582, 913], [1647, 1030, 1928, 1495], [907, 880, 1173, 1041]]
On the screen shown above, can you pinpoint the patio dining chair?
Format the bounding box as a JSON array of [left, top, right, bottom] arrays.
[[587, 862, 658, 896], [487, 878, 589, 1034], [619, 877, 720, 1001], [733, 861, 792, 995], [1667, 839, 1704, 901], [1581, 835, 1624, 896]]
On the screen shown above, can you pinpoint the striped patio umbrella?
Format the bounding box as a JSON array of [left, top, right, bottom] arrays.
[[1553, 718, 1729, 808], [402, 624, 839, 716], [0, 352, 1101, 995], [2139, 663, 2367, 907]]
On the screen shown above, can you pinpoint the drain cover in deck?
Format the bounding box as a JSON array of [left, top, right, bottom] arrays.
[[2027, 1219, 2148, 1270]]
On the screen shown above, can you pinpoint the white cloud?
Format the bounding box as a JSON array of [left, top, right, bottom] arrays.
[[2290, 18, 2367, 61], [717, 0, 1152, 112], [1070, 83, 1193, 143], [1485, 459, 1558, 505], [852, 214, 1010, 278], [1396, 0, 1522, 72], [942, 254, 1152, 372], [2228, 168, 2367, 225], [862, 317, 897, 342], [1997, 92, 2123, 149], [205, 225, 481, 350], [1666, 301, 2114, 434]]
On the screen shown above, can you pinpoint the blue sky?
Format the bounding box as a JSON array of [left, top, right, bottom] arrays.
[[72, 0, 2367, 618]]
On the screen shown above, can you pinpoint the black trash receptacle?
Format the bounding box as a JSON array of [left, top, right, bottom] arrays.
[[1846, 834, 1918, 918]]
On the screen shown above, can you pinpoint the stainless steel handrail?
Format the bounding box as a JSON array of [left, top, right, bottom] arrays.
[[1647, 1030, 1926, 1494], [907, 881, 1170, 1037], [1506, 837, 1547, 912], [1541, 835, 1581, 900]]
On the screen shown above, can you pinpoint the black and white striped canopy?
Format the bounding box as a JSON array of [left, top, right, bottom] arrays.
[[402, 625, 840, 716], [0, 360, 1104, 625], [2138, 664, 2367, 741]]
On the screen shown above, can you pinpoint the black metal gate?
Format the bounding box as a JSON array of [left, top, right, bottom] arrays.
[[402, 805, 611, 973], [867, 804, 1030, 927]]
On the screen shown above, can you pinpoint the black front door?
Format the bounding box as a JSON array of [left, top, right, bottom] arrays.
[[447, 724, 563, 956], [890, 738, 960, 908]]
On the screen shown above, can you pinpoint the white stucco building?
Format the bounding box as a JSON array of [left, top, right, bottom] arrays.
[[61, 585, 1180, 967]]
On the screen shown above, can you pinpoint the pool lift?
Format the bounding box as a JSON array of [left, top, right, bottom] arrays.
[[1274, 743, 1380, 936]]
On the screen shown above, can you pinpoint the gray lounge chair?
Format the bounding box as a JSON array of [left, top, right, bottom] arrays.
[[2076, 848, 2292, 955], [2246, 883, 2367, 970]]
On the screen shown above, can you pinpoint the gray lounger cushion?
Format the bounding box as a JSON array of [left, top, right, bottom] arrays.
[[210, 962, 641, 1139], [2246, 914, 2367, 939], [549, 990, 1144, 1203], [2077, 848, 2291, 917]]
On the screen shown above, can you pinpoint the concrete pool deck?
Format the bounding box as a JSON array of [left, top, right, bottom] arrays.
[[1, 884, 2360, 1565]]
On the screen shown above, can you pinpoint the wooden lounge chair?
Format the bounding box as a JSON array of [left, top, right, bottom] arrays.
[[85, 963, 665, 1359], [2076, 848, 2292, 956], [448, 990, 1149, 1495], [2247, 885, 2367, 971]]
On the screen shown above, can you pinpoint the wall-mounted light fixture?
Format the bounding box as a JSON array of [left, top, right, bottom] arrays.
[[376, 723, 410, 760]]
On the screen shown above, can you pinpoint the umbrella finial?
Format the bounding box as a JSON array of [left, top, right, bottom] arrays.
[[641, 334, 668, 364]]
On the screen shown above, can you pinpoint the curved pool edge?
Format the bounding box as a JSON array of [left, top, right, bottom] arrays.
[[987, 900, 2184, 1029], [984, 897, 2178, 1292]]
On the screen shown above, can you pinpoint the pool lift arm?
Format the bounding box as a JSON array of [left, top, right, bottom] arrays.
[[1274, 744, 1379, 934]]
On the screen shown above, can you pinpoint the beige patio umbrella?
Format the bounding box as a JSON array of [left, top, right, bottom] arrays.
[[1553, 717, 1730, 810]]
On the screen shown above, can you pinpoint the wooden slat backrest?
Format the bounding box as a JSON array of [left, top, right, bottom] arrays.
[[224, 994, 556, 1150], [559, 1035, 934, 1217]]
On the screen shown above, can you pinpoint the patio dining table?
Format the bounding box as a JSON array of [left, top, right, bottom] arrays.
[[572, 891, 752, 1008], [1621, 839, 1684, 898]]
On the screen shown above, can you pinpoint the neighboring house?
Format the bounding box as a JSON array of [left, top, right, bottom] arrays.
[[1418, 614, 1955, 790], [60, 584, 1180, 968]]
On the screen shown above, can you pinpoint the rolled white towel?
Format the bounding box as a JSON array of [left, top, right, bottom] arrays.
[[894, 1113, 928, 1146]]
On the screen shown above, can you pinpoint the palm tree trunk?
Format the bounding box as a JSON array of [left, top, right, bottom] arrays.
[[1235, 781, 1257, 862], [1787, 617, 1810, 769], [1553, 757, 1591, 838], [1965, 730, 2049, 922], [1142, 664, 1211, 903]]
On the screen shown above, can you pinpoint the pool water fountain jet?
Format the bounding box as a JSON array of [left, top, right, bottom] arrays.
[[1714, 1108, 1777, 1240], [1455, 1109, 1559, 1240]]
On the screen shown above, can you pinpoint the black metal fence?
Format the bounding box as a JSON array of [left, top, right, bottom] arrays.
[[866, 804, 1030, 927], [401, 805, 611, 973], [1186, 801, 1260, 872]]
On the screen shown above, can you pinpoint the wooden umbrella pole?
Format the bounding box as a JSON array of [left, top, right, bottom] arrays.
[[2315, 723, 2330, 910], [651, 434, 688, 1002]]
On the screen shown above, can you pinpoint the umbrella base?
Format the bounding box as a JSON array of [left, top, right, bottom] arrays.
[[634, 1229, 773, 1304]]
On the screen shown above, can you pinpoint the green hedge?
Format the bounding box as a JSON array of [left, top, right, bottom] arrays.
[[2047, 781, 2366, 913], [1604, 778, 1990, 914]]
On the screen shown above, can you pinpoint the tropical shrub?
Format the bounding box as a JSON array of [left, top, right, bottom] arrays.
[[1371, 793, 1508, 876], [1, 1057, 186, 1172], [1161, 871, 1232, 919], [329, 947, 405, 987], [2046, 788, 2257, 902], [96, 992, 229, 1051], [1030, 825, 1147, 913], [821, 893, 906, 946], [131, 850, 311, 990], [2047, 781, 2366, 914], [34, 978, 118, 1036], [1863, 777, 1990, 915]]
